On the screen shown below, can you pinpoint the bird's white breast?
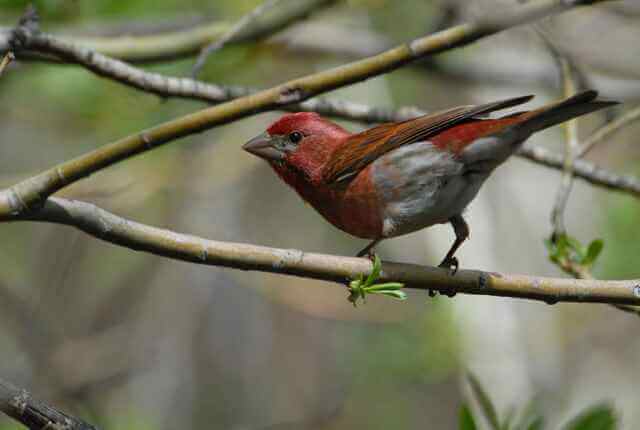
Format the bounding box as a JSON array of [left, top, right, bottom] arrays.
[[371, 141, 489, 238]]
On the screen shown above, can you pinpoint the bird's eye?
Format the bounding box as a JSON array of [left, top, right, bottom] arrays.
[[289, 131, 303, 143]]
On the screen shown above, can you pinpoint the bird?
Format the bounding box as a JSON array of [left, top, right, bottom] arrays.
[[243, 90, 617, 271]]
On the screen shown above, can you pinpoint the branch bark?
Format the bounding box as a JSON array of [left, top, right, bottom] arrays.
[[578, 105, 640, 158], [11, 29, 640, 199], [0, 51, 13, 75], [517, 143, 640, 196], [6, 196, 638, 306], [0, 0, 337, 63], [0, 378, 97, 430], [191, 0, 284, 78]]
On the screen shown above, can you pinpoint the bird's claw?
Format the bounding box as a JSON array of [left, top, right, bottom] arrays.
[[438, 256, 459, 276], [356, 249, 376, 261]]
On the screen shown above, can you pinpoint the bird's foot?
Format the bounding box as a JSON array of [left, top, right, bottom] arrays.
[[438, 256, 459, 276], [356, 239, 381, 259], [356, 246, 376, 259]]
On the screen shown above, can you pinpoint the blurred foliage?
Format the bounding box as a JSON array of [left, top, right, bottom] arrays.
[[601, 190, 640, 279], [463, 374, 616, 430], [351, 0, 440, 42], [564, 405, 617, 430], [0, 0, 252, 21], [0, 422, 23, 430], [352, 298, 461, 385], [101, 412, 158, 430]]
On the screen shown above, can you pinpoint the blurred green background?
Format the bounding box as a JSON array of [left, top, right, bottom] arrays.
[[0, 0, 639, 429]]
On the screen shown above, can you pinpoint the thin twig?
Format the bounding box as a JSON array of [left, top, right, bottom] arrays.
[[1, 0, 338, 63], [558, 261, 640, 318], [533, 31, 640, 319], [541, 32, 582, 237], [6, 33, 639, 201], [0, 378, 97, 430], [517, 143, 640, 197], [610, 304, 640, 317], [577, 105, 640, 158], [191, 0, 282, 78], [5, 196, 638, 306], [0, 0, 616, 218]]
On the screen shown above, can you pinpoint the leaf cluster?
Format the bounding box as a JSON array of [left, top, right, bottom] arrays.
[[460, 373, 616, 430]]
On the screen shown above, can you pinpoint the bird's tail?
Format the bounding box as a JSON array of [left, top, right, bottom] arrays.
[[509, 90, 618, 136], [459, 90, 617, 170]]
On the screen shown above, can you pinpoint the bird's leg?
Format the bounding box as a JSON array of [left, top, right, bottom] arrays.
[[439, 215, 470, 275], [356, 239, 382, 258]]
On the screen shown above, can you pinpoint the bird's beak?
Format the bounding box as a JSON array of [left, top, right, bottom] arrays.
[[242, 132, 285, 161]]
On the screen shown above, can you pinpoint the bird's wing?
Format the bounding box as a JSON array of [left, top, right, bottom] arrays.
[[322, 94, 534, 184]]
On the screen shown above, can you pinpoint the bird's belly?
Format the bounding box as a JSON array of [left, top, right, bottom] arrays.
[[371, 141, 487, 238]]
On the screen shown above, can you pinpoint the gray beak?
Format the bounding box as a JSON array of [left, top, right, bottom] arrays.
[[242, 132, 285, 161]]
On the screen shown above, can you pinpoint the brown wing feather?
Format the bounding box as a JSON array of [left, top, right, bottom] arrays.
[[322, 94, 535, 184]]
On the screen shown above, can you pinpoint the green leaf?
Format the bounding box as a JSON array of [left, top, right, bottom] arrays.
[[365, 282, 405, 292], [555, 234, 569, 254], [526, 417, 545, 430], [347, 255, 405, 304], [565, 235, 586, 260], [378, 290, 407, 300], [366, 254, 382, 285], [502, 406, 517, 430], [511, 397, 545, 430], [563, 404, 616, 430], [459, 404, 478, 430], [467, 372, 501, 430], [546, 235, 567, 264], [582, 239, 604, 266]]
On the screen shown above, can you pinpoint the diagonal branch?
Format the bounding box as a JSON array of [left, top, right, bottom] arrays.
[[0, 0, 338, 63], [517, 143, 640, 197], [5, 28, 430, 122], [9, 196, 640, 306], [577, 105, 640, 158], [0, 51, 13, 75], [8, 30, 640, 199], [191, 0, 283, 78], [0, 0, 614, 218], [543, 36, 583, 237], [0, 378, 97, 430]]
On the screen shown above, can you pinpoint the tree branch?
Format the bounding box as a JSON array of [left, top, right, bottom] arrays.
[[0, 378, 97, 430], [517, 143, 640, 196], [0, 0, 615, 218], [191, 0, 283, 78], [577, 105, 640, 158], [10, 29, 640, 199], [5, 196, 637, 306], [0, 0, 337, 63], [6, 27, 427, 122], [0, 51, 13, 75], [543, 35, 583, 237]]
